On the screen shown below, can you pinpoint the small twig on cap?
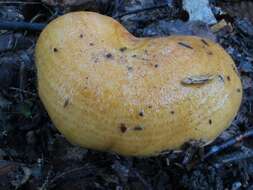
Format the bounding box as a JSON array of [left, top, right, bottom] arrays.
[[0, 21, 46, 31]]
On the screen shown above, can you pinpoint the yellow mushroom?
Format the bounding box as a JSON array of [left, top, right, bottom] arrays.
[[35, 12, 242, 156]]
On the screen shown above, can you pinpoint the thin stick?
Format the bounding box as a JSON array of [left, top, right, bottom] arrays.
[[113, 3, 169, 18], [0, 3, 170, 31], [9, 87, 37, 96], [0, 1, 41, 4], [0, 21, 46, 31], [204, 129, 253, 159], [214, 147, 253, 168]]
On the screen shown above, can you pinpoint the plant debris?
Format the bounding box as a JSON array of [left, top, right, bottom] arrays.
[[183, 0, 217, 25]]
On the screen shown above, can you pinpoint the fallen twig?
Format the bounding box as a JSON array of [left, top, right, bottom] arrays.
[[214, 147, 253, 168], [113, 3, 169, 19], [0, 3, 171, 31], [204, 129, 253, 159], [132, 168, 153, 190], [47, 165, 97, 189], [0, 21, 46, 31], [185, 129, 253, 170], [0, 1, 41, 4], [9, 87, 37, 96]]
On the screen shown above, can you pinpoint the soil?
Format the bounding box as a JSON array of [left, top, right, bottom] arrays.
[[0, 1, 253, 190]]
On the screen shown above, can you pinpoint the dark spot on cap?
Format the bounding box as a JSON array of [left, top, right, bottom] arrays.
[[86, 77, 89, 80], [139, 111, 144, 117], [218, 75, 224, 82], [127, 66, 133, 71], [201, 39, 209, 46], [89, 43, 94, 46], [154, 64, 159, 68], [120, 123, 127, 133], [209, 119, 212, 125], [170, 111, 175, 114], [178, 42, 193, 49], [105, 53, 113, 59], [232, 66, 240, 76], [142, 58, 149, 61], [80, 34, 84, 38], [207, 51, 213, 55], [63, 98, 69, 108], [53, 48, 58, 52], [227, 76, 231, 81], [134, 125, 144, 131], [94, 58, 99, 63], [119, 47, 127, 52], [237, 88, 241, 93]]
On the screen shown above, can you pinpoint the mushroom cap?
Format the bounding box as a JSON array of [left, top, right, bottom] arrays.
[[35, 12, 242, 156]]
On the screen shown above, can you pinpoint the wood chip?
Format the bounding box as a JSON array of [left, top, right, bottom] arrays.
[[211, 19, 233, 33]]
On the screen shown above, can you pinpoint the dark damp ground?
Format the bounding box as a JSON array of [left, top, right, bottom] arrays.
[[0, 1, 253, 190]]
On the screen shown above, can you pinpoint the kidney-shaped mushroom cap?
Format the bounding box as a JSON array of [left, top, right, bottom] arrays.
[[35, 12, 242, 156]]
